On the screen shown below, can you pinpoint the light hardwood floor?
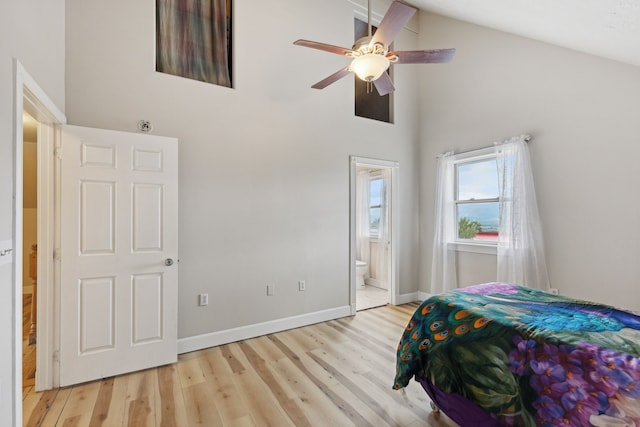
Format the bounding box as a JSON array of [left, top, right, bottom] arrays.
[[356, 285, 389, 311], [22, 303, 458, 427], [23, 293, 36, 389]]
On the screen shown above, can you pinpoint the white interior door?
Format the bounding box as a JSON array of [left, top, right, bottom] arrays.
[[59, 124, 178, 386]]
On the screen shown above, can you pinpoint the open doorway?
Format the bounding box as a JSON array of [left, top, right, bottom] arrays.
[[14, 62, 66, 410], [22, 112, 38, 391], [349, 157, 398, 313]]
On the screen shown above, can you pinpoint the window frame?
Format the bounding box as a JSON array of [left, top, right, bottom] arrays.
[[368, 175, 383, 239], [451, 148, 500, 253]]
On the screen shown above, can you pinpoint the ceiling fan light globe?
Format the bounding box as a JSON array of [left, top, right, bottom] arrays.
[[351, 54, 390, 82]]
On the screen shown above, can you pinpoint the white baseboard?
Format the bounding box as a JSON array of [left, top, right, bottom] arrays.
[[418, 291, 432, 301], [395, 291, 431, 305], [178, 293, 436, 355], [178, 305, 352, 354], [395, 292, 419, 304]]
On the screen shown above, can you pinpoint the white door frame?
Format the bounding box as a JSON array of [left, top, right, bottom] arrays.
[[13, 60, 66, 419], [349, 156, 399, 315]]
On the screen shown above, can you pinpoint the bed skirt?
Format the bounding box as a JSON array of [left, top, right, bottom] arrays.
[[417, 376, 500, 427]]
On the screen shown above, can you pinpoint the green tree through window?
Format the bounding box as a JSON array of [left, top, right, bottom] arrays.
[[458, 217, 482, 239], [455, 156, 500, 242]]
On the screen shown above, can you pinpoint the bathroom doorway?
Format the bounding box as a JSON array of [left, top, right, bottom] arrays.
[[349, 157, 398, 313]]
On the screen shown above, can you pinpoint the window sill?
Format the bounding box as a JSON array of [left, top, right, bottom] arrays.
[[449, 242, 497, 255]]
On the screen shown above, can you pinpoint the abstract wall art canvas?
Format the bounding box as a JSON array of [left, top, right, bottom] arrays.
[[156, 0, 232, 87]]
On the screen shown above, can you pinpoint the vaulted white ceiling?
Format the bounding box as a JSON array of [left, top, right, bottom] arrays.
[[405, 0, 640, 67]]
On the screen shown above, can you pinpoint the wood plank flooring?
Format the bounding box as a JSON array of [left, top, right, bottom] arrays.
[[23, 293, 36, 388], [23, 303, 458, 427]]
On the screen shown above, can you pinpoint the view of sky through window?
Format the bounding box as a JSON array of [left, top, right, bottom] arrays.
[[457, 159, 499, 200], [369, 178, 383, 234], [456, 159, 500, 239]]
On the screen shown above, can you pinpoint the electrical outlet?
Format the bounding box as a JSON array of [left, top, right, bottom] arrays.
[[549, 288, 559, 295], [198, 293, 209, 306], [267, 285, 275, 296], [298, 280, 306, 291]]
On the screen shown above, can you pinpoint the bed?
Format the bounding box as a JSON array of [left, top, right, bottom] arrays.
[[393, 283, 640, 426]]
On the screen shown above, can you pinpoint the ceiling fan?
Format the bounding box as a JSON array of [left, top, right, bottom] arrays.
[[294, 0, 455, 96]]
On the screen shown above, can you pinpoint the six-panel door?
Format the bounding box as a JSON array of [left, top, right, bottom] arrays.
[[59, 125, 178, 386]]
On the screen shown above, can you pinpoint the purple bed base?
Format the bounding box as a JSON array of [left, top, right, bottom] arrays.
[[417, 376, 501, 427]]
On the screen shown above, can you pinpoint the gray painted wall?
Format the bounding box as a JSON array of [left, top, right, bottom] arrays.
[[418, 13, 640, 312], [65, 0, 422, 340]]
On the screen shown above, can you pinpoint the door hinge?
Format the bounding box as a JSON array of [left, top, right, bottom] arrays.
[[53, 350, 59, 363], [54, 147, 62, 159], [53, 248, 61, 261]]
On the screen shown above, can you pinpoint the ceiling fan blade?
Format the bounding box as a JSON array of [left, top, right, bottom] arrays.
[[373, 72, 395, 96], [293, 39, 353, 56], [311, 66, 352, 89], [370, 1, 416, 49], [390, 48, 456, 64]]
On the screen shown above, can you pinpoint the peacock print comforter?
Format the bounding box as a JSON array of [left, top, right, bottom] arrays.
[[393, 283, 640, 426]]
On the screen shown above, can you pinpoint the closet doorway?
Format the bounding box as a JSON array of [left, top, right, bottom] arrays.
[[349, 157, 398, 313]]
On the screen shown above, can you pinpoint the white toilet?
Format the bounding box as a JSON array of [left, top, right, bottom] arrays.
[[356, 260, 368, 287]]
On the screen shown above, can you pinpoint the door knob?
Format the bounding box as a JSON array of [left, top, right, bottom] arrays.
[[165, 258, 174, 266]]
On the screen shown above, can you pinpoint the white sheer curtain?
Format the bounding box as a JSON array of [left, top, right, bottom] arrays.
[[496, 136, 551, 290], [430, 152, 457, 293], [376, 169, 391, 288], [356, 170, 370, 264]]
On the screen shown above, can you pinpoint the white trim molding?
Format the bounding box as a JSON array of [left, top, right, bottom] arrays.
[[451, 242, 497, 255], [417, 291, 432, 302], [178, 305, 352, 354], [349, 156, 400, 314], [12, 60, 67, 425], [396, 291, 431, 305], [14, 60, 66, 397]]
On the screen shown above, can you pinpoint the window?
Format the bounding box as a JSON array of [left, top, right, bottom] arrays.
[[455, 154, 500, 243], [369, 177, 383, 237], [433, 136, 549, 291]]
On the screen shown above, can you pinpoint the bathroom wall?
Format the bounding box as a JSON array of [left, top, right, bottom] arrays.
[[368, 241, 389, 289]]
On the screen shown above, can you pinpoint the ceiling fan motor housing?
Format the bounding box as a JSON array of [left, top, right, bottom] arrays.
[[351, 36, 387, 56]]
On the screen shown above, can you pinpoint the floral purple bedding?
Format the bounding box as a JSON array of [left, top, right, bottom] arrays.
[[393, 283, 640, 426]]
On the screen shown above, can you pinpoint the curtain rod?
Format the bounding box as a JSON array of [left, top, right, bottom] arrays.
[[442, 134, 532, 158]]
